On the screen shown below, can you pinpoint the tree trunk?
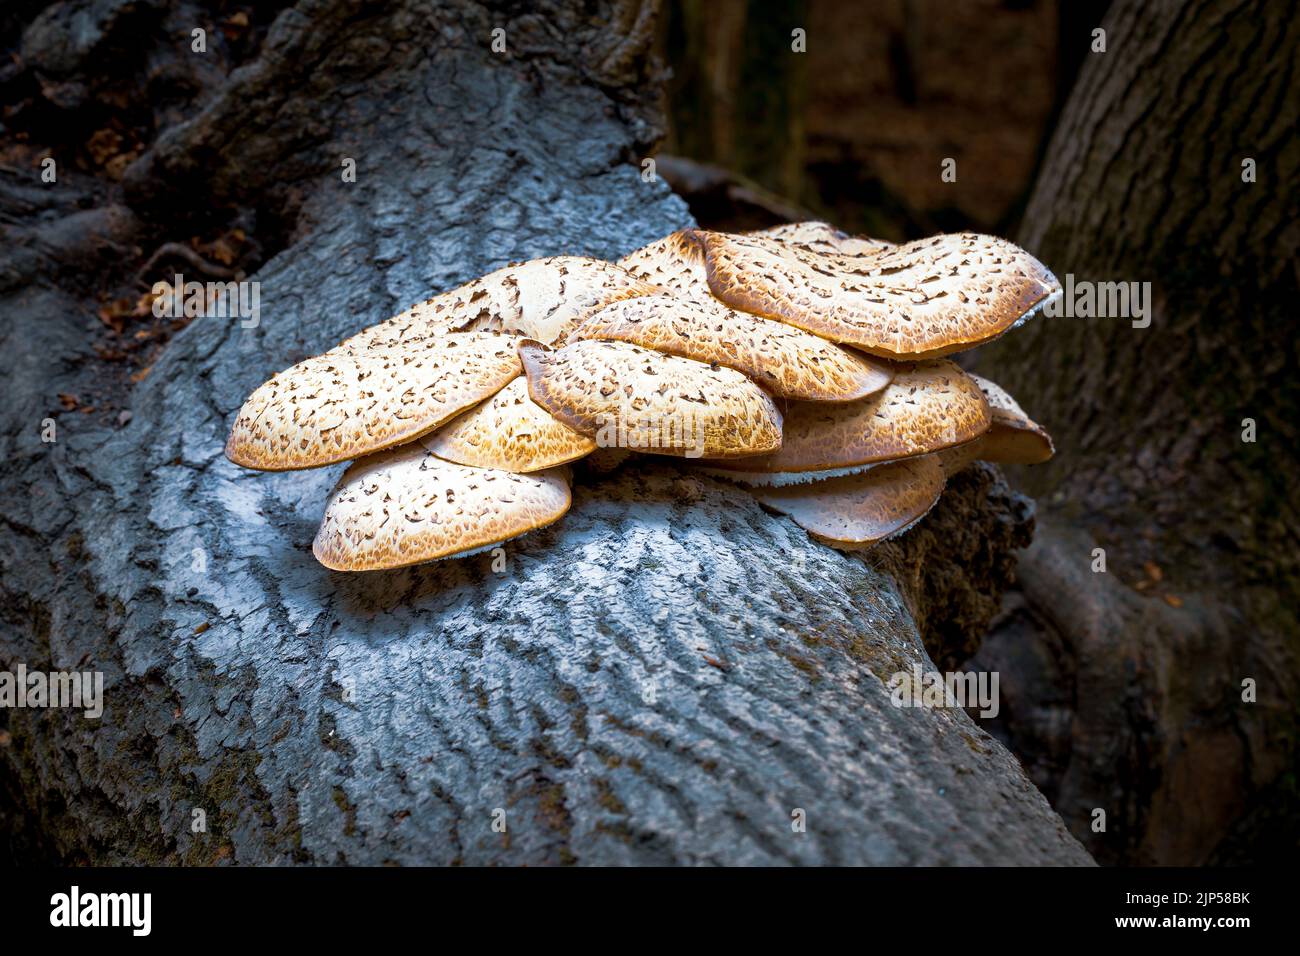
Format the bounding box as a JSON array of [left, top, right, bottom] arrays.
[[0, 0, 1089, 865], [661, 0, 809, 203], [974, 0, 1299, 864]]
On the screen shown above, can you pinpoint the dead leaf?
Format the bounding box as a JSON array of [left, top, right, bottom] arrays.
[[104, 150, 138, 181], [86, 127, 122, 165], [207, 237, 238, 266], [97, 297, 135, 333], [1163, 594, 1184, 608], [134, 289, 161, 316]]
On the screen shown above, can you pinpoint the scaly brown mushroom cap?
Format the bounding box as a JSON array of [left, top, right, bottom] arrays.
[[968, 373, 1055, 464], [750, 454, 945, 550], [423, 376, 597, 473], [755, 220, 895, 256], [226, 332, 521, 471], [936, 376, 1054, 475], [578, 447, 635, 476], [697, 230, 1059, 359], [576, 291, 893, 402], [343, 256, 659, 351], [313, 445, 571, 571], [935, 442, 980, 478], [616, 230, 711, 297], [519, 338, 784, 459], [705, 359, 990, 474]]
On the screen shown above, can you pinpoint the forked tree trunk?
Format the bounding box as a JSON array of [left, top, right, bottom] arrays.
[[0, 0, 1089, 864], [974, 0, 1299, 865]]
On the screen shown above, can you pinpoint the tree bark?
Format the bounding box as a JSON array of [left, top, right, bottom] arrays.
[[0, 0, 1089, 865], [974, 0, 1299, 864]]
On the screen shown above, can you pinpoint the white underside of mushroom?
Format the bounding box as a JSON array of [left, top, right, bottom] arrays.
[[692, 462, 880, 488], [1010, 288, 1062, 331], [435, 536, 530, 562]]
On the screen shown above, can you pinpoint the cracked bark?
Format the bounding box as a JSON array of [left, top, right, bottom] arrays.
[[0, 0, 1089, 864], [973, 0, 1299, 864]]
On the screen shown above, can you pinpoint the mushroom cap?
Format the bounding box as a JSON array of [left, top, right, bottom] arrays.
[[422, 376, 597, 472], [977, 421, 1054, 466], [616, 230, 711, 297], [576, 291, 894, 402], [966, 373, 1055, 464], [343, 256, 659, 351], [225, 331, 521, 471], [756, 220, 894, 256], [313, 445, 571, 571], [936, 442, 981, 479], [750, 454, 945, 550], [518, 338, 784, 459], [577, 447, 635, 476], [697, 230, 1060, 359], [705, 359, 990, 473]]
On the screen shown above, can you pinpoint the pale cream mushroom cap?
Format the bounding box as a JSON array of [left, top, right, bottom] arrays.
[[576, 291, 893, 402], [705, 360, 990, 474], [423, 376, 597, 473], [698, 230, 1059, 359], [313, 445, 571, 571], [750, 454, 945, 550], [519, 338, 784, 459], [755, 220, 895, 257], [936, 442, 982, 479], [616, 230, 712, 297], [225, 332, 521, 471], [938, 375, 1055, 475], [967, 373, 1055, 464], [578, 448, 635, 475], [342, 256, 659, 351]]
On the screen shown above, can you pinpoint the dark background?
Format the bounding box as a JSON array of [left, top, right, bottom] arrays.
[[655, 0, 1106, 240]]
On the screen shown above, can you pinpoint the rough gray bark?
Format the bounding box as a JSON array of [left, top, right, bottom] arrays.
[[0, 0, 1089, 864], [974, 0, 1299, 864]]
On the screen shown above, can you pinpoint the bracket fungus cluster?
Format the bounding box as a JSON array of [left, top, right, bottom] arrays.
[[226, 224, 1060, 570]]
